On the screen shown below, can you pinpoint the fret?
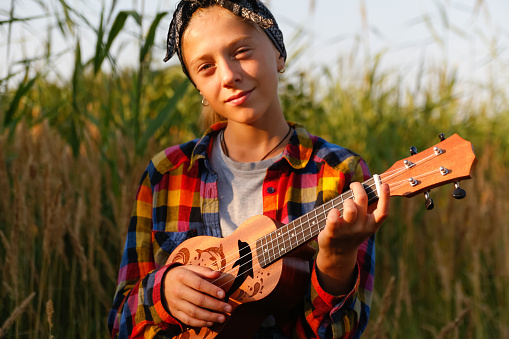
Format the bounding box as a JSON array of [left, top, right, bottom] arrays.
[[256, 237, 265, 267], [263, 235, 270, 266], [310, 209, 319, 234], [341, 190, 354, 201], [286, 222, 298, 251], [275, 228, 283, 262], [296, 220, 306, 247], [363, 178, 378, 204], [337, 193, 345, 210], [268, 230, 277, 263], [259, 235, 267, 267], [320, 200, 331, 223], [294, 219, 305, 247], [300, 215, 312, 240], [280, 224, 290, 256]]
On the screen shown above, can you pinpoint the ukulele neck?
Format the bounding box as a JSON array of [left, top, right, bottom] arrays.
[[256, 176, 381, 268]]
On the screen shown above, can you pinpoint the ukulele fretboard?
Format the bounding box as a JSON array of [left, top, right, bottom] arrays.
[[256, 177, 378, 268]]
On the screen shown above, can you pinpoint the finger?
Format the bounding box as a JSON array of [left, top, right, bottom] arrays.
[[350, 182, 368, 212], [185, 264, 222, 279], [342, 182, 367, 224], [326, 208, 341, 228], [180, 266, 226, 299], [176, 283, 232, 314], [341, 197, 358, 224], [319, 208, 341, 242], [173, 300, 226, 327], [372, 183, 390, 225]]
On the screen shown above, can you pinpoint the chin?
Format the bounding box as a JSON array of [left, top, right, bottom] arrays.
[[227, 108, 264, 124]]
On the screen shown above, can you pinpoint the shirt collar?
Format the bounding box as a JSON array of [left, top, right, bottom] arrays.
[[190, 121, 314, 169]]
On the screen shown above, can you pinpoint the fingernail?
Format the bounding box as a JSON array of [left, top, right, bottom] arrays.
[[224, 304, 232, 313], [217, 290, 225, 298], [218, 315, 225, 323]]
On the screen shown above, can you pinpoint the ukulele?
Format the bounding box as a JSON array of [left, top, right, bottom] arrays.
[[167, 133, 477, 339]]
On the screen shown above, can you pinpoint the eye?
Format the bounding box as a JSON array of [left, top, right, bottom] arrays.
[[235, 47, 251, 58], [197, 63, 214, 74]]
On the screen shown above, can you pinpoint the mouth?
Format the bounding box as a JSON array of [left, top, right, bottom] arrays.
[[225, 89, 254, 105]]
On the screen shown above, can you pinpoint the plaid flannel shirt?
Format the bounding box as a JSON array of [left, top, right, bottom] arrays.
[[109, 122, 375, 339]]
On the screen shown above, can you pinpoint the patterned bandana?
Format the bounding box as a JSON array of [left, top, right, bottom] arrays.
[[163, 0, 286, 81]]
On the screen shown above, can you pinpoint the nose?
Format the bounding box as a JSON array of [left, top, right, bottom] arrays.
[[219, 59, 241, 87]]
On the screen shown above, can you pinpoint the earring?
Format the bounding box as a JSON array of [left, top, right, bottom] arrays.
[[202, 97, 209, 106], [278, 66, 286, 74]]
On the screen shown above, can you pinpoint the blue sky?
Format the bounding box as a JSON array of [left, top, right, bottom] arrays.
[[2, 0, 508, 91]]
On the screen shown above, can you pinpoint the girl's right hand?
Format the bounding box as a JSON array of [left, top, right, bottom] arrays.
[[163, 265, 233, 327]]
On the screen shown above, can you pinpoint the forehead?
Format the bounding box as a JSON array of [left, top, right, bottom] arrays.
[[182, 5, 264, 50]]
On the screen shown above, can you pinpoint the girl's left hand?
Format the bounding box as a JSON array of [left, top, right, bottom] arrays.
[[316, 182, 390, 295]]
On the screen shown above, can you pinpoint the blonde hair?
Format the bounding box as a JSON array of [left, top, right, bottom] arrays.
[[200, 105, 227, 131]]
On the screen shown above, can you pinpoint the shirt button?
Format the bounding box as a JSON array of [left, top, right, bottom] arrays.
[[267, 187, 275, 194]]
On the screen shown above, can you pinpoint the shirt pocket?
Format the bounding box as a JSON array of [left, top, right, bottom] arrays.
[[151, 229, 198, 269]]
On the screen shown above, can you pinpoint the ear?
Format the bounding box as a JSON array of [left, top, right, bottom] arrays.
[[277, 55, 285, 73]]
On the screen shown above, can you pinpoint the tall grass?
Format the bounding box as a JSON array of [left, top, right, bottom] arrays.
[[1, 0, 508, 338]]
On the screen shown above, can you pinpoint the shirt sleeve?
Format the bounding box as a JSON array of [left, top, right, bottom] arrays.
[[108, 170, 183, 338], [298, 156, 375, 339]]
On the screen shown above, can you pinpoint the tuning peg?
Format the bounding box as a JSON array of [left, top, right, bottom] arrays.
[[452, 182, 467, 199], [424, 191, 434, 210], [409, 146, 417, 155], [439, 133, 446, 142]]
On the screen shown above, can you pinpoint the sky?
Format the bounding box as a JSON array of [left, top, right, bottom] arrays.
[[1, 0, 509, 93], [272, 0, 509, 91]]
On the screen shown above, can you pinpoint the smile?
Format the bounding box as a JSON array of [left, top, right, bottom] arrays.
[[225, 89, 254, 105]]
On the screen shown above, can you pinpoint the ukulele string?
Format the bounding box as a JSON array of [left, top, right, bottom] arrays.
[[377, 151, 440, 186], [383, 167, 446, 192], [207, 152, 442, 288]]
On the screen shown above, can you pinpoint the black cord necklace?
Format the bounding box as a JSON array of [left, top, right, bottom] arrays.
[[221, 125, 293, 161]]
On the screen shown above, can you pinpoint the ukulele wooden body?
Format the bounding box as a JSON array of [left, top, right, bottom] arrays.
[[167, 215, 315, 339]]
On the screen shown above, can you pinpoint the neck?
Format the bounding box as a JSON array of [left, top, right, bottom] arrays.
[[223, 118, 290, 162]]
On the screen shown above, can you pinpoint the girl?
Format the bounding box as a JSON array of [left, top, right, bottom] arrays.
[[109, 1, 390, 338]]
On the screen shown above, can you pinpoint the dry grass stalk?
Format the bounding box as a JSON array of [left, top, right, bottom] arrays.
[[436, 308, 470, 339], [0, 231, 12, 298], [0, 135, 10, 226], [432, 240, 452, 305], [88, 258, 110, 309], [9, 180, 21, 304], [454, 282, 474, 339], [0, 292, 36, 338], [370, 276, 396, 339], [68, 197, 89, 281], [95, 243, 117, 285], [46, 299, 54, 338], [395, 257, 412, 321]]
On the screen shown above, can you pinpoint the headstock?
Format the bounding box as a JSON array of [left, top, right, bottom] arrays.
[[381, 134, 477, 201]]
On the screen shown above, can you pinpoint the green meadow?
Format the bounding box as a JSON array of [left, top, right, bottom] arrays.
[[1, 1, 508, 338]]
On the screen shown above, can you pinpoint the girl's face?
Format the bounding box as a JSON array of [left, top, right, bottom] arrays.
[[182, 6, 285, 127]]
